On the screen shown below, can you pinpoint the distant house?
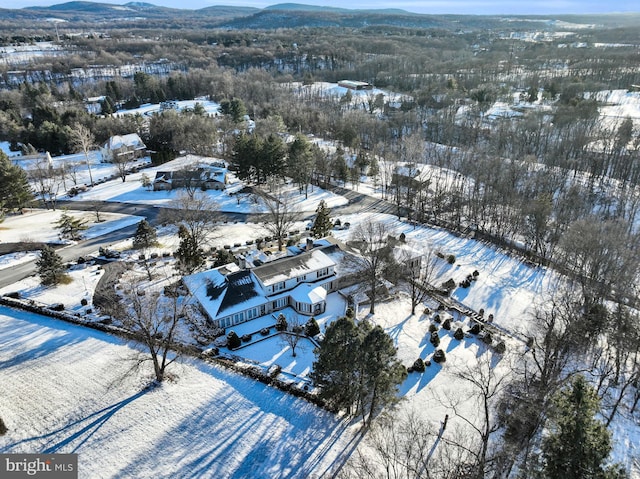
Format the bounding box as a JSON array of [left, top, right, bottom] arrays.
[[12, 151, 52, 169], [392, 163, 431, 192], [101, 133, 146, 163], [84, 96, 105, 115], [152, 166, 228, 191], [152, 172, 173, 191], [392, 243, 423, 270], [185, 246, 343, 329], [338, 80, 373, 91]]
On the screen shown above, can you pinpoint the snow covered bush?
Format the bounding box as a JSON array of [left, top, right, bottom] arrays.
[[430, 331, 440, 347], [454, 328, 465, 340], [227, 331, 241, 349], [275, 314, 288, 332], [433, 349, 446, 363], [412, 358, 426, 372], [305, 317, 320, 337]]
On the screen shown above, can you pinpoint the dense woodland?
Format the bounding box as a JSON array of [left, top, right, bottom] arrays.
[[2, 7, 640, 477]]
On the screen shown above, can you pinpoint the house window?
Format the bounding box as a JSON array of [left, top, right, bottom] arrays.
[[274, 281, 286, 292], [317, 267, 330, 278], [297, 274, 307, 283]]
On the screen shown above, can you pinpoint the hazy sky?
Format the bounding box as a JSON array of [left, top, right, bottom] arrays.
[[6, 0, 640, 15]]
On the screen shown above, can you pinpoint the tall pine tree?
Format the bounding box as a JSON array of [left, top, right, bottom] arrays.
[[311, 317, 405, 423], [542, 375, 626, 479], [174, 225, 204, 274], [132, 219, 158, 249], [0, 151, 32, 214], [310, 316, 362, 413], [36, 245, 67, 285], [311, 200, 332, 238]]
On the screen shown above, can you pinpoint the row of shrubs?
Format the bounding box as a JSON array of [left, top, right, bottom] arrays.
[[224, 315, 322, 350], [206, 356, 331, 411], [409, 314, 507, 374]]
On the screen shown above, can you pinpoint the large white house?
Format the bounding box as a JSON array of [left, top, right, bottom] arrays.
[[184, 247, 340, 329], [101, 133, 146, 162]]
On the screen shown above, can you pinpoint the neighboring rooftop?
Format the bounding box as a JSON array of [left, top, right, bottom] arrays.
[[252, 249, 335, 287]]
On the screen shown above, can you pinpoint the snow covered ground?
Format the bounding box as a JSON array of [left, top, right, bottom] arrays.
[[67, 155, 347, 213], [0, 307, 357, 479], [3, 89, 640, 475], [0, 209, 144, 245], [591, 89, 640, 130]]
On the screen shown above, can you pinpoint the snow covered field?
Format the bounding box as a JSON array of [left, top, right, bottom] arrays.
[[0, 307, 357, 478], [0, 209, 143, 245]]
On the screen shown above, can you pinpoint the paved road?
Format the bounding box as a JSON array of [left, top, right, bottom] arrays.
[[0, 184, 396, 290], [324, 185, 399, 217]]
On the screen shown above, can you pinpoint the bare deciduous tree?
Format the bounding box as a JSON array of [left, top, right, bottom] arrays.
[[350, 220, 393, 315], [257, 178, 301, 251], [118, 282, 190, 383], [337, 410, 436, 479], [280, 314, 304, 357], [28, 157, 61, 210], [442, 353, 510, 479], [69, 123, 95, 186], [160, 190, 219, 252]]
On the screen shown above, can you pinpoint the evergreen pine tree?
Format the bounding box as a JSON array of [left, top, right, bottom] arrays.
[[227, 331, 241, 349], [54, 210, 88, 240], [312, 200, 333, 238], [359, 324, 406, 425], [132, 219, 158, 249], [174, 225, 204, 274], [305, 317, 321, 337], [542, 375, 625, 479], [140, 173, 153, 190], [310, 316, 362, 413], [0, 151, 32, 214], [275, 313, 288, 332], [36, 245, 67, 285], [311, 317, 405, 421]]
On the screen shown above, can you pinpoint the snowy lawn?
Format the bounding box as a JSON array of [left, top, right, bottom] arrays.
[[0, 251, 39, 270], [0, 209, 143, 245], [0, 263, 104, 312], [331, 211, 556, 334], [69, 155, 348, 213], [0, 307, 358, 479]]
